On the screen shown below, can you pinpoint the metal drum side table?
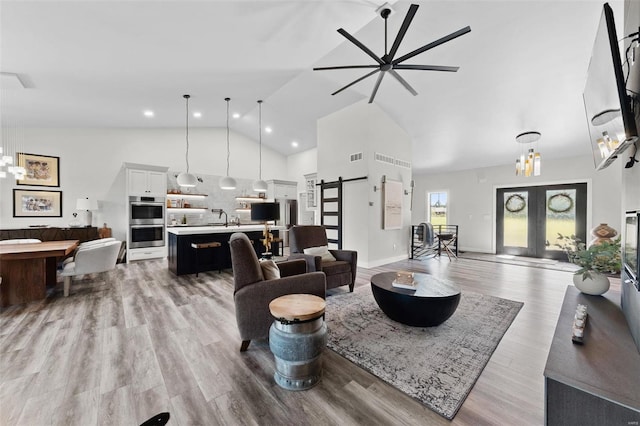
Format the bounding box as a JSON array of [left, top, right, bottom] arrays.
[[268, 294, 327, 390]]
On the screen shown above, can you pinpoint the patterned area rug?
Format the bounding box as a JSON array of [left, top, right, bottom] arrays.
[[325, 287, 523, 419]]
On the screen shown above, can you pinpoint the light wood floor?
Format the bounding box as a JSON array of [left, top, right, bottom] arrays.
[[0, 256, 620, 425]]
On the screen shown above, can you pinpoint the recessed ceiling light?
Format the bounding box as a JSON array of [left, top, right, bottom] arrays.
[[143, 110, 154, 117], [265, 127, 272, 133], [291, 141, 299, 147], [232, 113, 240, 119], [193, 112, 202, 118]]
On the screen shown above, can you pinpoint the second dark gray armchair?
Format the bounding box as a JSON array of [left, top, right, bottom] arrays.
[[229, 232, 326, 352], [288, 225, 358, 292]]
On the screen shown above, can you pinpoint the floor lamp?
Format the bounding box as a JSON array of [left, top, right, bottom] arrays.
[[250, 202, 280, 259]]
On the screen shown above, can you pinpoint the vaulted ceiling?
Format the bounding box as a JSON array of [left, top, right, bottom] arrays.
[[0, 1, 625, 173]]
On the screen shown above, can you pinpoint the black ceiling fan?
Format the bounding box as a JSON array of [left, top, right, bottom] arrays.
[[314, 3, 471, 104]]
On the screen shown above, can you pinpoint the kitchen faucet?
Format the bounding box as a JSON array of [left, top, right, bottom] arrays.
[[211, 209, 228, 227]]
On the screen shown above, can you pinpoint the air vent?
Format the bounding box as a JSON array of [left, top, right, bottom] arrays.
[[395, 158, 411, 169], [349, 152, 363, 162], [375, 152, 395, 165]]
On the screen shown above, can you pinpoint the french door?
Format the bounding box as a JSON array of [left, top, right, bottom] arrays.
[[496, 183, 587, 260]]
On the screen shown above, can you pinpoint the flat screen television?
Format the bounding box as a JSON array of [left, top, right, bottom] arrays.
[[583, 3, 638, 170], [624, 210, 639, 290]]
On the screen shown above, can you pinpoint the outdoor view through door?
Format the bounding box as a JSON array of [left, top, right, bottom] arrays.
[[496, 183, 587, 260]]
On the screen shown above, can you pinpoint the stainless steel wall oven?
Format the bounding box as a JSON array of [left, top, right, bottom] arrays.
[[129, 196, 165, 224], [129, 196, 165, 248]]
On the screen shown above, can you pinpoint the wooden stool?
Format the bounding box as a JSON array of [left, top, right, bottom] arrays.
[[268, 294, 327, 390], [191, 242, 222, 276]]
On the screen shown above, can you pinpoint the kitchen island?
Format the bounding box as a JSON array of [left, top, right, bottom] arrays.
[[167, 225, 283, 276]]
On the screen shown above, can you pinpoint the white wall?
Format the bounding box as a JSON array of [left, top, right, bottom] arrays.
[[286, 147, 317, 195], [317, 100, 412, 267], [0, 127, 288, 239], [412, 154, 622, 253]]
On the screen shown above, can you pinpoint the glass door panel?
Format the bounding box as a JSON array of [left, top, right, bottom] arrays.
[[545, 189, 577, 253], [503, 191, 528, 248]]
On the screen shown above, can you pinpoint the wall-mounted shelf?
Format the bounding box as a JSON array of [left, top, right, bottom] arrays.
[[167, 207, 207, 211], [167, 193, 208, 198], [235, 197, 265, 202], [235, 208, 251, 212]]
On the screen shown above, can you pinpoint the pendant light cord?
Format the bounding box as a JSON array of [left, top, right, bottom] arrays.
[[258, 100, 263, 180], [184, 94, 190, 173], [225, 98, 231, 177]]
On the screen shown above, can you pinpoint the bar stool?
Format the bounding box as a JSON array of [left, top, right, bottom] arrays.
[[191, 241, 222, 276]]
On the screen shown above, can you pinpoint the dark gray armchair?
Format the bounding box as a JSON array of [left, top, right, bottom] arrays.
[[288, 225, 358, 292], [229, 232, 326, 352]]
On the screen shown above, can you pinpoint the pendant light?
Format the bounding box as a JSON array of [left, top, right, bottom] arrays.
[[515, 131, 542, 177], [252, 100, 268, 193], [219, 97, 237, 190], [176, 94, 197, 187]]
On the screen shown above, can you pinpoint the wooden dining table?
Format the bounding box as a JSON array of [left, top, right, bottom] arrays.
[[0, 240, 79, 306]]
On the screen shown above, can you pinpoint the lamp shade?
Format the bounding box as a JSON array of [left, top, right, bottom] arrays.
[[76, 198, 97, 210], [251, 202, 280, 221], [219, 175, 237, 190], [176, 172, 197, 187], [252, 179, 268, 193]]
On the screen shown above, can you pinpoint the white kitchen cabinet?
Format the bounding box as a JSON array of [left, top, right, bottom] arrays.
[[267, 180, 298, 200], [127, 168, 167, 196]]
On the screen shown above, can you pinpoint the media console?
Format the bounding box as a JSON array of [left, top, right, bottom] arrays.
[[544, 285, 640, 425]]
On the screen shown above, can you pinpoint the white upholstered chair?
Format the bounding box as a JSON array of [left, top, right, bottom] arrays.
[[60, 240, 121, 296], [62, 237, 116, 266]]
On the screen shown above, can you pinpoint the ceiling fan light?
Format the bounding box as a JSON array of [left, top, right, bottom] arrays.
[[253, 179, 268, 193], [177, 172, 197, 187], [220, 175, 237, 190]]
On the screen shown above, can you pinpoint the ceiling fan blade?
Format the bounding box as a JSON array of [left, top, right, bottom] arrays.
[[389, 70, 417, 96], [394, 64, 459, 72], [387, 4, 419, 61], [337, 28, 385, 65], [331, 69, 380, 96], [392, 26, 471, 65], [368, 72, 386, 104], [313, 65, 379, 71]]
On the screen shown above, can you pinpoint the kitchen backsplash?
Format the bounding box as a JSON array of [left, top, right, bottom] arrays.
[[166, 171, 275, 226]]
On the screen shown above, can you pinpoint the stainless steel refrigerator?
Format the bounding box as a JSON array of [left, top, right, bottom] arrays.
[[276, 199, 297, 248]]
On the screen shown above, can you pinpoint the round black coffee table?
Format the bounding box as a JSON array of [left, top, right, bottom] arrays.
[[370, 272, 461, 327]]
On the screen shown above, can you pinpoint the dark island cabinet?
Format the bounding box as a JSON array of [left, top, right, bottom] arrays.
[[168, 230, 278, 276]]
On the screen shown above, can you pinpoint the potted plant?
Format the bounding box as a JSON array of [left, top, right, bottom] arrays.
[[555, 233, 621, 295]]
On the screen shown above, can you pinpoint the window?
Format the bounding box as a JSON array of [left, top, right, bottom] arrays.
[[427, 191, 448, 226]]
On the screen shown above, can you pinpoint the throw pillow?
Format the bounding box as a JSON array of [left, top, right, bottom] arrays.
[[260, 259, 281, 280], [303, 245, 337, 262]]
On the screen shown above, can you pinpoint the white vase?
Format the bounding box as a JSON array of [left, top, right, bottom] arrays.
[[572, 271, 610, 295]]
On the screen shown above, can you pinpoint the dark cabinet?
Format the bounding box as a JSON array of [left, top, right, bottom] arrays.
[[0, 227, 99, 243], [168, 230, 279, 276]]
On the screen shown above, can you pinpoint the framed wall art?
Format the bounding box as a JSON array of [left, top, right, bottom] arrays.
[[383, 178, 403, 230], [16, 152, 60, 187], [13, 189, 62, 217]]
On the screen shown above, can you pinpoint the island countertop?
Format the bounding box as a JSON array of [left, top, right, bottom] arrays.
[[167, 225, 285, 236]]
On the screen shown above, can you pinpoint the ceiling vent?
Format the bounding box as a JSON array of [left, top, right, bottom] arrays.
[[349, 152, 363, 162], [375, 152, 395, 165], [395, 158, 411, 169]]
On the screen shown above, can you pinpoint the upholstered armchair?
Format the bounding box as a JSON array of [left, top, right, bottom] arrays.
[[288, 225, 358, 292], [229, 232, 326, 352]]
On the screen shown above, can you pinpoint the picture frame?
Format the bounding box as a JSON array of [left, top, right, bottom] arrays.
[[16, 152, 60, 187], [13, 189, 62, 217], [383, 179, 403, 230]]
